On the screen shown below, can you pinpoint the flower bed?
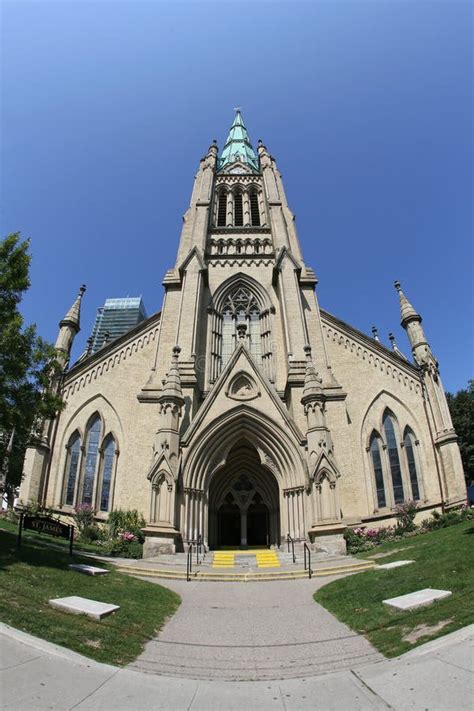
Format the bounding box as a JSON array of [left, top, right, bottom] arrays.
[[344, 503, 472, 554]]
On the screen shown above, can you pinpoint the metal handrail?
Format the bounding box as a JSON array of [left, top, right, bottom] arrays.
[[287, 533, 296, 564], [186, 543, 193, 581], [303, 542, 312, 579]]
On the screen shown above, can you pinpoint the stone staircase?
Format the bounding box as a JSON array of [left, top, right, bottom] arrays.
[[115, 548, 376, 582]]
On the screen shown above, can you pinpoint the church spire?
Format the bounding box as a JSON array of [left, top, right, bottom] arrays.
[[59, 284, 86, 333], [218, 109, 259, 173], [55, 285, 86, 365], [394, 280, 421, 328]]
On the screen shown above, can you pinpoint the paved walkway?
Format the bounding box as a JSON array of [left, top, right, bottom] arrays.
[[129, 577, 383, 680], [1, 622, 472, 710]]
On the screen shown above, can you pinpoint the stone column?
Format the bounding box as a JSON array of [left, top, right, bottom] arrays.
[[243, 190, 250, 226], [240, 510, 247, 547], [226, 191, 234, 227]]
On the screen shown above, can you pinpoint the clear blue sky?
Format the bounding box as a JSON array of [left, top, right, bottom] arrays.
[[1, 1, 472, 392]]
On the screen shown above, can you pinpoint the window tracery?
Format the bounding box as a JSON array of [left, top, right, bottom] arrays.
[[62, 414, 117, 513], [367, 410, 422, 510]]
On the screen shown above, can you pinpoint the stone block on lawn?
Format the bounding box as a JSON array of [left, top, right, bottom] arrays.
[[69, 564, 109, 576], [49, 596, 119, 620], [383, 588, 452, 611], [378, 560, 414, 570]]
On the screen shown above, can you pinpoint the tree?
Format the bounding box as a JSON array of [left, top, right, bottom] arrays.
[[446, 380, 474, 486], [0, 233, 63, 505]]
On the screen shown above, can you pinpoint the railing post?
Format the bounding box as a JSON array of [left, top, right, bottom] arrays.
[[187, 543, 193, 582], [303, 542, 312, 579]]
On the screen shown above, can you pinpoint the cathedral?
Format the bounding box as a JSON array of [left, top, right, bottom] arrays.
[[19, 112, 466, 556]]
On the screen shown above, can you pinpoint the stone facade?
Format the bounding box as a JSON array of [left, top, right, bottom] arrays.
[[19, 112, 466, 555]]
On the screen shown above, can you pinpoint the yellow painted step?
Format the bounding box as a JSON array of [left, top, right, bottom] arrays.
[[212, 552, 235, 568], [256, 551, 280, 568]]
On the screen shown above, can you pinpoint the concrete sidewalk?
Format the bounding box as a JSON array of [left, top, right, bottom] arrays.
[[130, 577, 383, 680], [1, 622, 472, 710]]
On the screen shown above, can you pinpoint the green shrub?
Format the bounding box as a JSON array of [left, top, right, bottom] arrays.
[[395, 500, 418, 533], [421, 506, 473, 531], [102, 537, 143, 558], [107, 509, 146, 543]]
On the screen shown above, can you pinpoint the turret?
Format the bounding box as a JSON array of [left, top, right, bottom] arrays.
[[144, 346, 184, 555], [19, 285, 85, 506], [156, 345, 185, 464], [302, 346, 344, 545], [301, 346, 335, 463], [394, 281, 432, 368], [394, 281, 465, 506], [55, 285, 86, 368]]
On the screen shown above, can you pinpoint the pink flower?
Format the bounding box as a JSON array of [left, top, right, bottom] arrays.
[[119, 531, 137, 542]]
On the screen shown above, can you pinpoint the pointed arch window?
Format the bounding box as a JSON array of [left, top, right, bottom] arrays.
[[404, 429, 421, 501], [221, 287, 262, 369], [249, 190, 260, 226], [234, 192, 243, 226], [81, 415, 102, 506], [64, 431, 81, 506], [99, 434, 116, 512], [369, 433, 386, 508], [217, 191, 227, 227], [383, 411, 404, 504]]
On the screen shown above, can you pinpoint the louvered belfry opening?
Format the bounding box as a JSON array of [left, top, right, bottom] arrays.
[[234, 192, 243, 226], [250, 191, 260, 226], [217, 191, 227, 226]]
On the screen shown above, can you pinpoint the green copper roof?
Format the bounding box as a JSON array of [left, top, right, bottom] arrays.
[[218, 110, 260, 173]]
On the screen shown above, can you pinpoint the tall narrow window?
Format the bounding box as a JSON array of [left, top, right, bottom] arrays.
[[383, 411, 404, 504], [219, 286, 262, 370], [65, 431, 81, 506], [221, 311, 235, 368], [217, 192, 227, 227], [234, 192, 243, 226], [100, 435, 116, 512], [404, 429, 420, 501], [369, 433, 386, 508], [250, 191, 260, 226], [81, 415, 102, 506]]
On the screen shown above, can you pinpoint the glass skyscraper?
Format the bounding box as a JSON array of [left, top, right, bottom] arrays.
[[89, 297, 147, 353]]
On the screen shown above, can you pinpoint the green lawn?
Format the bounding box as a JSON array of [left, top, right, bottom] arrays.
[[314, 520, 474, 657], [0, 529, 180, 666]]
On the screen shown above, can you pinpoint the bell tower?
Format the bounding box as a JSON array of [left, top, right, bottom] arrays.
[[139, 110, 346, 553]]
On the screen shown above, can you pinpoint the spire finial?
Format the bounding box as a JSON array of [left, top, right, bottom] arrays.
[[372, 326, 380, 342], [79, 284, 86, 297], [388, 332, 409, 361]]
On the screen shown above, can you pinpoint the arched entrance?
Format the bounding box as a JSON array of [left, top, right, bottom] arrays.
[[209, 440, 280, 549]]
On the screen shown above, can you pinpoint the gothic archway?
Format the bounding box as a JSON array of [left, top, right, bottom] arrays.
[[208, 440, 280, 549]]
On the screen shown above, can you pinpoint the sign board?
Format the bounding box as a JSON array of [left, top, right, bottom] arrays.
[[18, 513, 74, 554]]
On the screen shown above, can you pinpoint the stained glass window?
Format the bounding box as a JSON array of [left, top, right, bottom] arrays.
[[404, 429, 420, 501], [81, 415, 101, 506], [100, 435, 115, 512], [220, 286, 261, 368], [383, 411, 404, 504], [370, 433, 386, 508], [65, 431, 81, 506]]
